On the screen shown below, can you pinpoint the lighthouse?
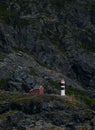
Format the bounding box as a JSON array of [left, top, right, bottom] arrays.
[[61, 79, 65, 96]]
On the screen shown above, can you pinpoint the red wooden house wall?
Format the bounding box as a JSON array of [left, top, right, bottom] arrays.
[[30, 86, 44, 95]]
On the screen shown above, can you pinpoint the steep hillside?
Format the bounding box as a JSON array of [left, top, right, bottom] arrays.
[[0, 0, 95, 91], [0, 0, 95, 129]]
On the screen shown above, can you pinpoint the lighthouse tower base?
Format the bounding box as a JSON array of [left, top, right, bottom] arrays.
[[61, 90, 65, 96]]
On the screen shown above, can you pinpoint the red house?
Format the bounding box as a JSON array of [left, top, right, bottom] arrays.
[[30, 84, 44, 95]]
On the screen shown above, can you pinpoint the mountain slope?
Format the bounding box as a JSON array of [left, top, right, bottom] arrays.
[[0, 0, 95, 91], [0, 0, 95, 129]]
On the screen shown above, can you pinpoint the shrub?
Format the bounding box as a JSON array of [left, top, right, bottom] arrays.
[[0, 78, 8, 89]]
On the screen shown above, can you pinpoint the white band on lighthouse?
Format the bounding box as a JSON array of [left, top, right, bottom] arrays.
[[61, 85, 65, 88]]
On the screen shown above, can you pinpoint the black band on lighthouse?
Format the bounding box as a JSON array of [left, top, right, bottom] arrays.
[[61, 88, 65, 90], [60, 83, 65, 86]]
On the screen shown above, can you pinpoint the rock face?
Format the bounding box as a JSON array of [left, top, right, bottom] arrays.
[[0, 0, 95, 92]]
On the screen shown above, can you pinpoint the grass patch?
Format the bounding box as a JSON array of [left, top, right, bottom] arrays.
[[65, 95, 80, 107], [66, 87, 95, 106], [66, 87, 84, 96], [15, 95, 36, 103], [0, 92, 23, 102], [0, 92, 10, 102], [79, 96, 95, 106], [14, 94, 61, 103], [0, 111, 18, 119]]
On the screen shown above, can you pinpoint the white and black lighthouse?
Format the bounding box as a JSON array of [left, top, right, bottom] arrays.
[[61, 79, 65, 96]]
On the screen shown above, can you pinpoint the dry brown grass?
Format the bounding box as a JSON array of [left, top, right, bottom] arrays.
[[26, 125, 65, 130], [65, 95, 80, 106], [75, 125, 92, 130]]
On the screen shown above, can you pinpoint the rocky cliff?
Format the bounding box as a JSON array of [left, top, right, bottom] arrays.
[[0, 0, 95, 129]]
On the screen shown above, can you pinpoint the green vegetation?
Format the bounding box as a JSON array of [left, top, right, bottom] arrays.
[[33, 56, 52, 69], [14, 19, 30, 27], [1, 86, 95, 107], [0, 92, 21, 102], [13, 45, 29, 53], [0, 78, 8, 89], [46, 80, 95, 107], [0, 92, 10, 102], [50, 0, 75, 7], [48, 80, 60, 90], [0, 2, 13, 23], [79, 96, 95, 106], [47, 126, 65, 130], [14, 94, 61, 103], [29, 70, 38, 77], [66, 87, 95, 106], [0, 111, 18, 119], [66, 87, 84, 96], [15, 95, 40, 103], [0, 0, 33, 25], [0, 92, 27, 103], [0, 54, 6, 59], [0, 91, 80, 108], [80, 43, 95, 52]]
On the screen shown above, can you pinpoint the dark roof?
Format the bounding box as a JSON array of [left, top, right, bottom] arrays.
[[33, 84, 42, 89]]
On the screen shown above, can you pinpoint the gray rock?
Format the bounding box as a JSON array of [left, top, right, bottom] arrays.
[[25, 76, 34, 84], [8, 81, 22, 91]]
